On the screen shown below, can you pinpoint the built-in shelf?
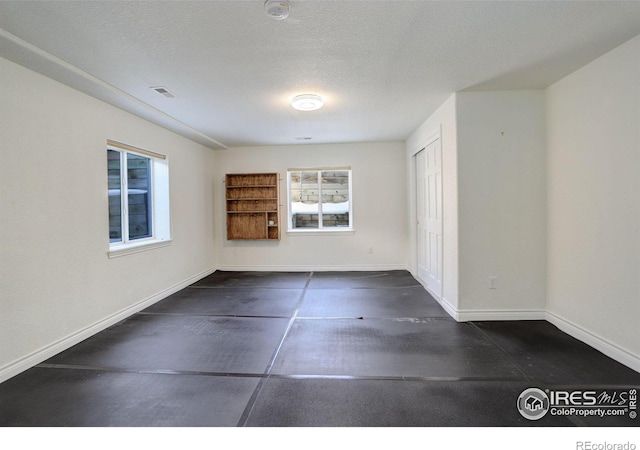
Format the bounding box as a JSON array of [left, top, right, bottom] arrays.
[[225, 173, 280, 240]]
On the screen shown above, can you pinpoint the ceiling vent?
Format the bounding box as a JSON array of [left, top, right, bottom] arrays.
[[265, 0, 290, 20], [150, 86, 177, 98]]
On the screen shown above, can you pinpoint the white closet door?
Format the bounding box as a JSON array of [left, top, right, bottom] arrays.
[[416, 139, 442, 297]]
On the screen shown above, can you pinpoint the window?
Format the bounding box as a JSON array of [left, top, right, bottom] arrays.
[[287, 168, 352, 231], [107, 140, 171, 256]]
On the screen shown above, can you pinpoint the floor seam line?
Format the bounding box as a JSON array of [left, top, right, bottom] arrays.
[[136, 312, 291, 319], [236, 271, 313, 427], [35, 363, 267, 378], [189, 286, 307, 290], [33, 364, 531, 383], [468, 322, 540, 385]]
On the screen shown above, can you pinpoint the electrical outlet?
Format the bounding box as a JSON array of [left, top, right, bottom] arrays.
[[489, 276, 497, 289], [369, 247, 374, 254]]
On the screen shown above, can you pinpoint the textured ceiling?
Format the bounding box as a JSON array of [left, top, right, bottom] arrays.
[[1, 1, 640, 150]]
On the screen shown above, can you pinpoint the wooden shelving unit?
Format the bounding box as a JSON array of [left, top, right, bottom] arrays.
[[225, 173, 280, 240]]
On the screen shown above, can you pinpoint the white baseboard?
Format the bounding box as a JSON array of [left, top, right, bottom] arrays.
[[0, 266, 216, 384], [437, 297, 459, 320], [215, 264, 408, 272], [411, 274, 459, 320], [546, 310, 640, 374], [412, 273, 546, 322], [424, 291, 639, 372], [456, 309, 547, 322]]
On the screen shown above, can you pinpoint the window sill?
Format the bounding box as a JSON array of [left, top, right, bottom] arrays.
[[287, 229, 355, 236], [108, 239, 172, 258]]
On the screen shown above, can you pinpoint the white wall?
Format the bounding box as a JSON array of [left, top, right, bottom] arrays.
[[456, 91, 547, 319], [406, 94, 459, 312], [0, 56, 217, 382], [546, 34, 640, 369], [406, 91, 547, 319], [214, 142, 407, 271]]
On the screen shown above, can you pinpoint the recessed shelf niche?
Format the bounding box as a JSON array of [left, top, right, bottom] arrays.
[[225, 173, 280, 241]]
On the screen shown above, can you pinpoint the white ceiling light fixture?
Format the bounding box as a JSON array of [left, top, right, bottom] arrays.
[[291, 94, 324, 111], [265, 0, 290, 20]]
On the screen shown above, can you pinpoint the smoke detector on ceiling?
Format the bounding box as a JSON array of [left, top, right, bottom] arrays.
[[265, 0, 290, 20]]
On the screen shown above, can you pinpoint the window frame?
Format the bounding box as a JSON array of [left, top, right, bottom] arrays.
[[107, 140, 171, 257], [286, 168, 353, 233]]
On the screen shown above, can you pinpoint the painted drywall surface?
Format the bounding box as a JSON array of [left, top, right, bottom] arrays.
[[214, 142, 407, 270], [455, 91, 547, 314], [0, 56, 216, 377], [546, 34, 640, 359], [406, 94, 459, 310]]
